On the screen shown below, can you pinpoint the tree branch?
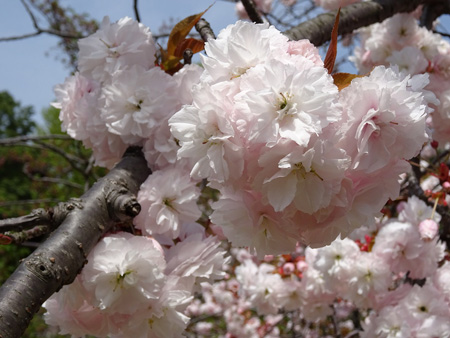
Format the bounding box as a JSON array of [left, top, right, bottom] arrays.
[[0, 147, 151, 337], [0, 198, 60, 207], [6, 225, 50, 244], [0, 135, 72, 143], [134, 0, 141, 23], [283, 0, 448, 45], [0, 199, 78, 233], [195, 18, 216, 42], [240, 0, 264, 23], [420, 1, 450, 29], [0, 135, 89, 177], [0, 0, 85, 43]]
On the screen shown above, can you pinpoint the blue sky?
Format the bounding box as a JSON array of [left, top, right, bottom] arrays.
[[0, 1, 237, 124]]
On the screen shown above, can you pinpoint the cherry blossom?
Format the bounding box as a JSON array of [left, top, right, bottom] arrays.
[[78, 16, 156, 83], [133, 165, 201, 239]]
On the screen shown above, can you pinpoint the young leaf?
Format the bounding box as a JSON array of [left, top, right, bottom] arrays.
[[332, 72, 364, 91], [174, 38, 205, 58], [324, 8, 341, 74], [167, 5, 212, 56]]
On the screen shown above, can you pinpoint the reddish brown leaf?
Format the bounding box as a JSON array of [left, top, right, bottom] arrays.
[[167, 5, 212, 56], [332, 72, 364, 91], [174, 38, 205, 58], [324, 8, 341, 74]]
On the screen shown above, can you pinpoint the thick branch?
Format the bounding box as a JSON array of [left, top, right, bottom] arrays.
[[283, 0, 447, 45], [0, 147, 151, 338]]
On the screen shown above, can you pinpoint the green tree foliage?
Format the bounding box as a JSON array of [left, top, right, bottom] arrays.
[[0, 91, 35, 138]]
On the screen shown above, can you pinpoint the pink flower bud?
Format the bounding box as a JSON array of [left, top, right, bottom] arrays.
[[418, 219, 439, 241], [282, 262, 296, 275]]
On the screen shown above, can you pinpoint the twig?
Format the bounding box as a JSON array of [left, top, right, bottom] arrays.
[[0, 134, 72, 143], [22, 169, 84, 190], [0, 208, 54, 233], [0, 199, 60, 207], [33, 139, 87, 171], [6, 225, 50, 244], [0, 0, 85, 42], [240, 0, 264, 23], [134, 0, 141, 23], [434, 30, 450, 38], [183, 49, 194, 64], [0, 31, 41, 42], [0, 135, 89, 176], [420, 2, 450, 29]]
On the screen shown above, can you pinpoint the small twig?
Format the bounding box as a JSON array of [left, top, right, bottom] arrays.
[[0, 135, 89, 176], [6, 225, 50, 244], [134, 0, 141, 23], [0, 134, 72, 144], [22, 170, 84, 190], [434, 30, 450, 38], [0, 199, 60, 207], [0, 0, 85, 42], [183, 48, 194, 64], [33, 139, 87, 171], [0, 208, 53, 233], [0, 31, 41, 42], [0, 199, 81, 233], [240, 0, 264, 23]]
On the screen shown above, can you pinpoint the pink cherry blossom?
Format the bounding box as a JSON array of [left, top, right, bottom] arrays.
[[200, 20, 289, 83], [338, 66, 436, 173], [81, 232, 166, 314], [101, 65, 178, 144], [78, 16, 156, 83], [134, 166, 201, 239]]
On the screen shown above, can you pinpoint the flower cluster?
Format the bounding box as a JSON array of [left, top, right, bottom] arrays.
[[185, 197, 450, 337], [45, 16, 228, 337], [169, 21, 435, 257], [351, 13, 450, 144], [53, 16, 203, 169], [44, 229, 229, 337]]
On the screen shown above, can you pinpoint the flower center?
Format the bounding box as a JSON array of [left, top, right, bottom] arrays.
[[276, 92, 296, 118]]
